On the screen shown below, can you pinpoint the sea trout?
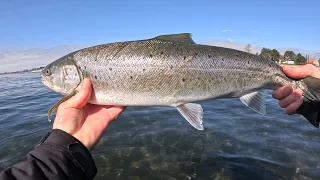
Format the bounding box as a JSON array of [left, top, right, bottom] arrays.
[[40, 33, 320, 130]]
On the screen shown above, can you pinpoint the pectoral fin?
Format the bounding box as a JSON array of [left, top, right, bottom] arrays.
[[47, 92, 76, 122], [239, 91, 266, 115], [177, 103, 204, 130]]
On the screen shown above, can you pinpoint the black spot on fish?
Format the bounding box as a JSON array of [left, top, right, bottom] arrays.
[[222, 58, 224, 61], [160, 51, 164, 55], [150, 54, 153, 58], [170, 65, 173, 69], [79, 66, 81, 69], [183, 56, 186, 60], [130, 76, 133, 79], [197, 77, 200, 80], [208, 55, 211, 58], [94, 75, 97, 79], [109, 67, 112, 71], [236, 54, 240, 57], [84, 66, 86, 70], [143, 68, 146, 71], [182, 78, 186, 82], [247, 61, 250, 64], [195, 53, 198, 56]]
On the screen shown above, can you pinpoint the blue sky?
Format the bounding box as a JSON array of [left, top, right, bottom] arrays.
[[0, 0, 319, 50]]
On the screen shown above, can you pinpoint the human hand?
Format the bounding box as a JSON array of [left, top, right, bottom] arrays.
[[272, 64, 320, 114], [52, 78, 126, 150]]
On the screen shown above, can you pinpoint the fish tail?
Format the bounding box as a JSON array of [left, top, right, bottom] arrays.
[[296, 76, 320, 128]]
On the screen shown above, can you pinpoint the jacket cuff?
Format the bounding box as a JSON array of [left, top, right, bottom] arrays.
[[37, 129, 97, 179]]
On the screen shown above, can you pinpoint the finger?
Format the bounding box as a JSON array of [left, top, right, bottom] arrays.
[[62, 79, 92, 109], [106, 106, 126, 119], [272, 85, 293, 100], [93, 106, 126, 133], [278, 89, 303, 108], [282, 64, 316, 79], [285, 97, 303, 115]]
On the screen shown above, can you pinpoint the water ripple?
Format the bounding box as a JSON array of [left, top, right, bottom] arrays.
[[0, 72, 320, 179]]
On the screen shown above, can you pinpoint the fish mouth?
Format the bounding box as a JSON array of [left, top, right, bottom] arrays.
[[40, 73, 55, 92]]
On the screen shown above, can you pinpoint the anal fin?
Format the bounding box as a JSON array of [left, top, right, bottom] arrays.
[[239, 91, 266, 115], [177, 103, 204, 130]]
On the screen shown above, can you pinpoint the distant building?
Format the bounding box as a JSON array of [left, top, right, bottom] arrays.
[[307, 58, 319, 66], [307, 59, 315, 64], [284, 56, 292, 61], [279, 56, 295, 65], [281, 60, 295, 65], [278, 57, 285, 64], [286, 61, 295, 65]]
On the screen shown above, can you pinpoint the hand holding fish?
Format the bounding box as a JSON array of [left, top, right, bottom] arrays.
[[52, 78, 126, 150], [273, 64, 320, 114]]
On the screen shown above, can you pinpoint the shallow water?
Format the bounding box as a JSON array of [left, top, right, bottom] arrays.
[[0, 72, 319, 180]]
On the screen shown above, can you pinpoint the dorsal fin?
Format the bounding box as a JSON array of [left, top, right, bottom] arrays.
[[153, 33, 196, 44]]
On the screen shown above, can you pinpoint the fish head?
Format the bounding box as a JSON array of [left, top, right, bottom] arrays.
[[41, 54, 82, 96]]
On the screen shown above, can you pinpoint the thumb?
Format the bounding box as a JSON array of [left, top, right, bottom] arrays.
[[282, 64, 316, 79], [62, 79, 92, 109]]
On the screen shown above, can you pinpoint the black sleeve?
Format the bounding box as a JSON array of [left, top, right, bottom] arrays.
[[0, 129, 97, 180]]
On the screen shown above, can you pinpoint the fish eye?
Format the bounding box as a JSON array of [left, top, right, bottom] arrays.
[[45, 69, 51, 76]]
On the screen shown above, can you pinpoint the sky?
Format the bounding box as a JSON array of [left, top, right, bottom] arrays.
[[0, 0, 319, 51]]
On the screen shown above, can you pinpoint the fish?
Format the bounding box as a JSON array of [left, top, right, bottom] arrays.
[[40, 33, 320, 130]]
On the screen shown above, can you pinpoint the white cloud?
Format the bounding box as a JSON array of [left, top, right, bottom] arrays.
[[0, 44, 89, 73], [222, 29, 231, 33]]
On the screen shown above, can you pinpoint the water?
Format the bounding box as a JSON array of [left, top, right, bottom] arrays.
[[0, 72, 320, 180]]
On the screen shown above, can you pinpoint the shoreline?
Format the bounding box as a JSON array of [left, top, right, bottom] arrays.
[[0, 67, 44, 75]]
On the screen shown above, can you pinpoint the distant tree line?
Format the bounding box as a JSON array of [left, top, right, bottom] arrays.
[[244, 44, 308, 65], [0, 67, 44, 75]]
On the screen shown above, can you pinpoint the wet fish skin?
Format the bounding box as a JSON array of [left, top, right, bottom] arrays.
[[41, 33, 319, 130], [71, 38, 291, 106]]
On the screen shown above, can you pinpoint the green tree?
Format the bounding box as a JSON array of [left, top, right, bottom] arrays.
[[284, 50, 296, 60], [294, 53, 306, 65], [259, 47, 271, 59], [270, 49, 280, 61]]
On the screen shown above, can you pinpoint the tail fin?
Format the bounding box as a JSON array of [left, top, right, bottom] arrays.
[[297, 76, 320, 128]]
